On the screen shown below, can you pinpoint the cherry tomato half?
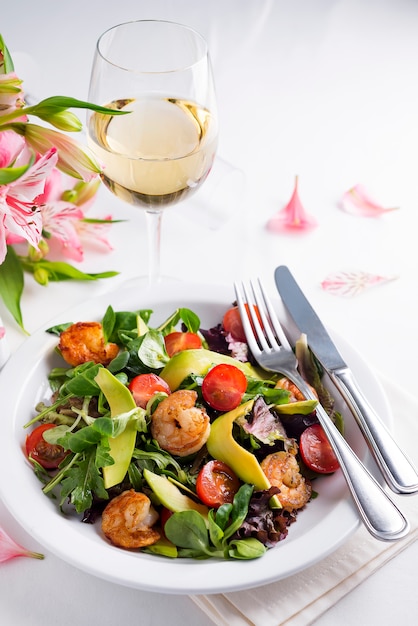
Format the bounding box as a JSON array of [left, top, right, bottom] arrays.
[[25, 423, 69, 470], [164, 331, 202, 357], [299, 423, 340, 474], [196, 460, 241, 508], [222, 305, 262, 343], [159, 506, 174, 535], [202, 363, 247, 412], [128, 373, 171, 408]]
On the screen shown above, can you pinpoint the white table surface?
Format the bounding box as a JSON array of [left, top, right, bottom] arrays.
[[1, 0, 418, 624]]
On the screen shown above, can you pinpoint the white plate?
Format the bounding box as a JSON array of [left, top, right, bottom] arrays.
[[0, 280, 391, 594]]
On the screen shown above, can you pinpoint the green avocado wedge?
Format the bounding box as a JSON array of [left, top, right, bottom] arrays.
[[274, 399, 318, 415], [94, 368, 138, 489], [143, 469, 209, 519], [206, 400, 281, 508], [160, 348, 267, 391]]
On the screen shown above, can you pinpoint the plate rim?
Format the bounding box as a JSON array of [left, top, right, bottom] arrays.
[[0, 279, 391, 594]]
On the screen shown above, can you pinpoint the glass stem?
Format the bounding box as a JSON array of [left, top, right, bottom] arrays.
[[145, 209, 162, 284]]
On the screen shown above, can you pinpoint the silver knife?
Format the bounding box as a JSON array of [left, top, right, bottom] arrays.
[[274, 264, 418, 495]]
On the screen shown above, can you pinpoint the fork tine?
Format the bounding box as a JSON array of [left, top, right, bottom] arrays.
[[256, 279, 292, 350], [248, 280, 281, 351], [234, 282, 260, 354], [241, 281, 271, 353]]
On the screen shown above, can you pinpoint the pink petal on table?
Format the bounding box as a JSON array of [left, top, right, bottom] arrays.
[[321, 270, 398, 297], [267, 177, 318, 233], [341, 185, 399, 217], [0, 526, 44, 563]]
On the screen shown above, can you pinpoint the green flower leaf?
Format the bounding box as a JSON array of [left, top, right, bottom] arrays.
[[19, 257, 118, 282], [28, 96, 129, 117], [0, 246, 26, 331], [0, 35, 14, 73], [0, 161, 32, 185]]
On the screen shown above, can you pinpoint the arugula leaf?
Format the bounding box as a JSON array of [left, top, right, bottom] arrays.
[[61, 362, 101, 396], [59, 449, 108, 513]]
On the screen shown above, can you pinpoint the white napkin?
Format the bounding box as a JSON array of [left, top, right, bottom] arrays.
[[191, 376, 418, 626]]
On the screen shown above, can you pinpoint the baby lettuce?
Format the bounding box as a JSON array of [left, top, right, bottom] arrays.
[[161, 484, 266, 560]]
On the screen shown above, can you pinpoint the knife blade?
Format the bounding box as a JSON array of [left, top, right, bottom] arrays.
[[274, 264, 418, 495]]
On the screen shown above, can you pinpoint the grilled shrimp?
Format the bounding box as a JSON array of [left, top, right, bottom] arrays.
[[275, 377, 318, 402], [261, 450, 312, 512], [101, 489, 160, 549], [59, 321, 119, 367], [150, 389, 210, 457]]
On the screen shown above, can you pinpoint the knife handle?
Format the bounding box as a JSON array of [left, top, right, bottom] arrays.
[[330, 368, 418, 494], [292, 374, 410, 541], [290, 370, 410, 541]]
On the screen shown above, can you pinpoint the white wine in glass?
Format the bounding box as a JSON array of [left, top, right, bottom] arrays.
[[86, 20, 218, 283]]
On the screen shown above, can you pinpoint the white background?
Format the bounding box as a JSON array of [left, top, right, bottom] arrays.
[[1, 1, 418, 624]]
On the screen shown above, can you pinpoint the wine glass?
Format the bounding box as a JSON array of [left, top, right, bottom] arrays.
[[86, 20, 218, 283]]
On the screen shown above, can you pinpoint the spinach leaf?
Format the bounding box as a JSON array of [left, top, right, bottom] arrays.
[[164, 510, 215, 557], [102, 305, 116, 343], [227, 537, 266, 559], [137, 329, 169, 369]]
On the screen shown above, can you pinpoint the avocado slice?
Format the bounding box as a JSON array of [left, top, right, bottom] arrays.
[[274, 399, 318, 415], [206, 400, 281, 508], [95, 368, 138, 489], [143, 469, 208, 519], [160, 348, 266, 391]]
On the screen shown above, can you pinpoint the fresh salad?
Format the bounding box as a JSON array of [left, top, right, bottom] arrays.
[[24, 301, 342, 561]]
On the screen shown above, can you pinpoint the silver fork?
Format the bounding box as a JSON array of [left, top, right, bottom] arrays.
[[234, 279, 409, 542]]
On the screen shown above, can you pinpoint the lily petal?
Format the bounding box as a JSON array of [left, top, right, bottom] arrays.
[[267, 177, 318, 233], [321, 270, 398, 297], [341, 184, 399, 217], [0, 525, 44, 563]]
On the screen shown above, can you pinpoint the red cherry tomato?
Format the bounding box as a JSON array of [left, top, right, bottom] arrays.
[[202, 363, 247, 412], [222, 305, 262, 343], [159, 506, 174, 534], [299, 423, 340, 474], [196, 460, 241, 508], [164, 331, 202, 357], [25, 423, 69, 470], [128, 373, 171, 408]]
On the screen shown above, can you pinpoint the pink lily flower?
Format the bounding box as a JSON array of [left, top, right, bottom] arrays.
[[22, 123, 101, 182], [321, 270, 398, 297], [267, 177, 318, 233], [0, 148, 58, 264], [35, 168, 84, 261], [341, 184, 399, 217], [0, 525, 44, 563], [0, 129, 25, 168], [75, 214, 114, 254], [0, 72, 24, 116]]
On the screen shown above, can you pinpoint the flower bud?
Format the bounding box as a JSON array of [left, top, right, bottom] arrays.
[[41, 110, 83, 132], [28, 239, 49, 261], [33, 267, 49, 286]]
